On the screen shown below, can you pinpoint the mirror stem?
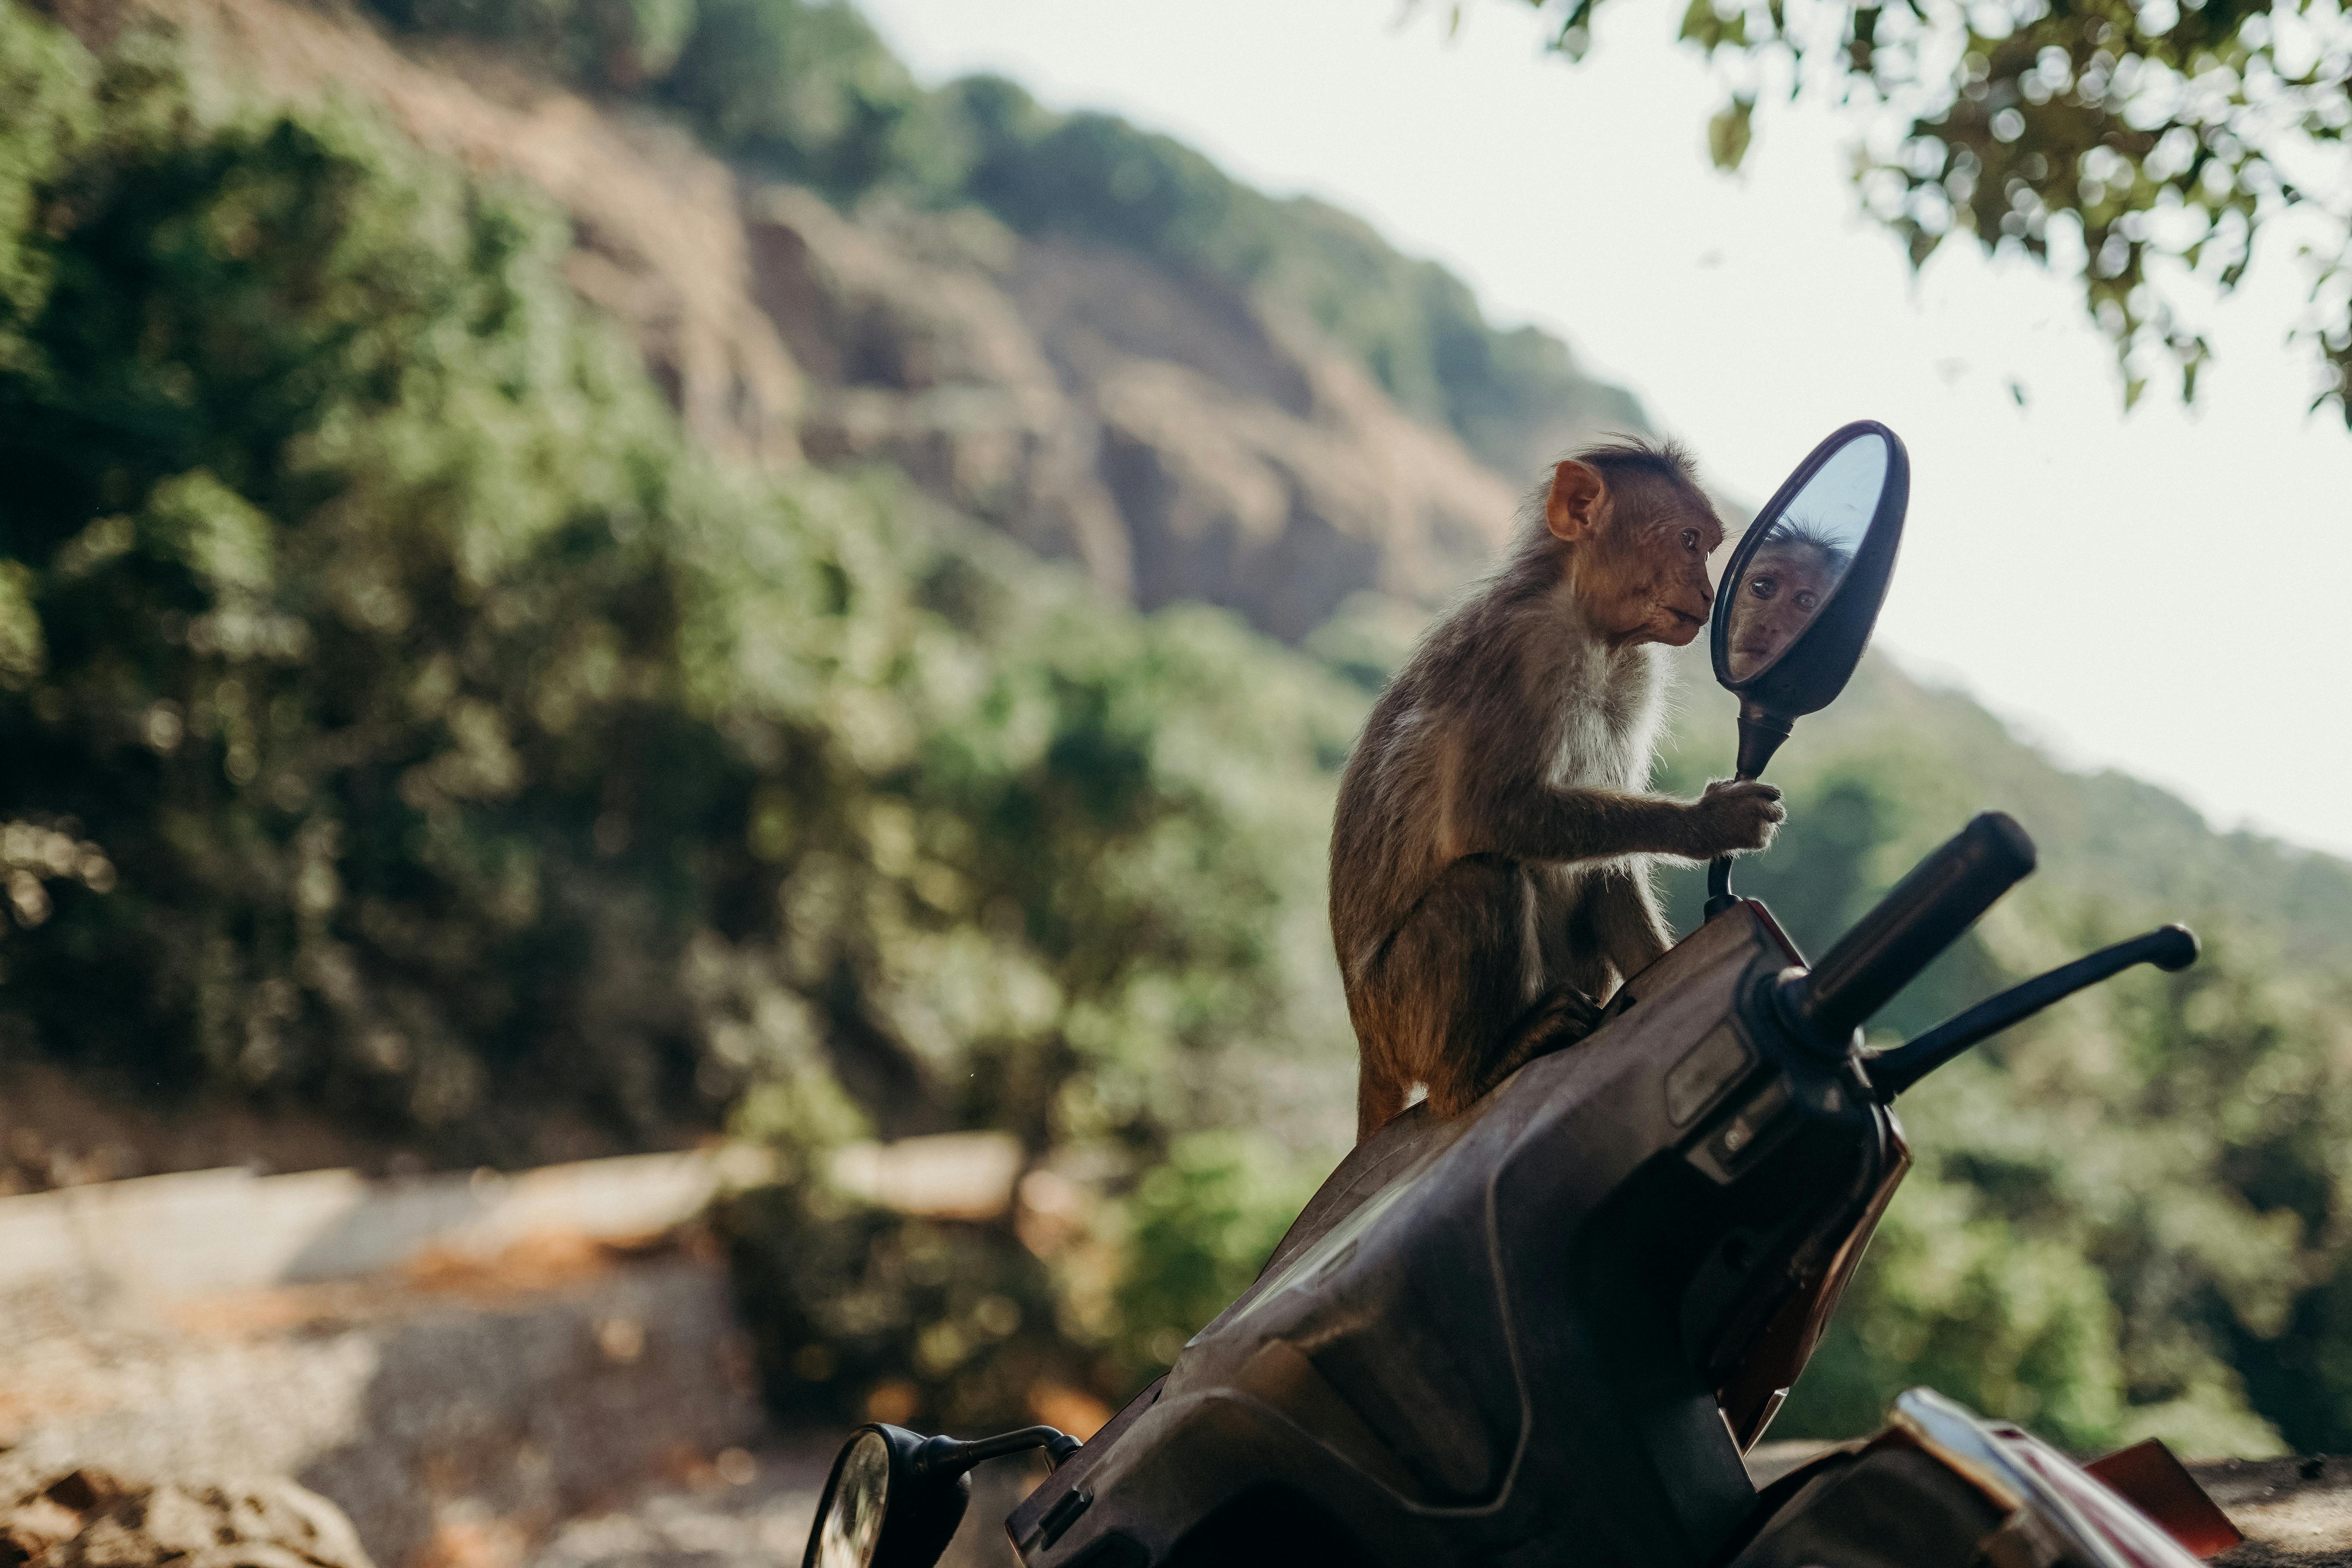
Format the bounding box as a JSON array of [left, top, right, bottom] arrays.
[[913, 1426, 1083, 1482], [1734, 702, 1794, 779], [1703, 857, 1738, 919], [1704, 703, 1795, 919]]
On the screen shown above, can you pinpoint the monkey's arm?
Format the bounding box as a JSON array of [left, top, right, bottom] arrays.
[[1475, 779, 1781, 866]]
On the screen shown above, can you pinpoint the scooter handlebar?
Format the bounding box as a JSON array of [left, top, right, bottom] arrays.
[[1868, 922, 2198, 1098], [1795, 812, 2038, 1044]]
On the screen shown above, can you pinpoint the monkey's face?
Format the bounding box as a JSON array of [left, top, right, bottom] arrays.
[[1548, 461, 1725, 648], [1587, 497, 1723, 648]]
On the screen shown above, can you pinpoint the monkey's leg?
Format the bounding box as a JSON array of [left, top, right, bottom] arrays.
[[1558, 861, 1674, 1002], [1453, 864, 1666, 1109], [1468, 983, 1606, 1107], [1363, 855, 1545, 1126]]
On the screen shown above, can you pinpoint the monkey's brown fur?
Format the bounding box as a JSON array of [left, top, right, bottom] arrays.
[[1330, 439, 1785, 1141]]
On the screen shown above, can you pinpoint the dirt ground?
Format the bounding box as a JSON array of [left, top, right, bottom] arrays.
[[0, 1243, 758, 1568], [2199, 1457, 2352, 1567], [521, 1437, 1040, 1568]]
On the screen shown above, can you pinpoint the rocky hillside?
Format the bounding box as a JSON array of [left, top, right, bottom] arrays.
[[96, 0, 1556, 643]]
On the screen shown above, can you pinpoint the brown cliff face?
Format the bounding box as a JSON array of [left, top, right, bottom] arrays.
[[1011, 235, 1523, 638], [753, 191, 1526, 635], [94, 0, 1531, 641], [745, 190, 1139, 599]]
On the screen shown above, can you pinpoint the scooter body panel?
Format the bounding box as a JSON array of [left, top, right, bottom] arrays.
[[1009, 906, 1900, 1568]]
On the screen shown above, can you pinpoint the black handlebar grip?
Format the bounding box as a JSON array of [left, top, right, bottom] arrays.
[[1797, 812, 2038, 1041]]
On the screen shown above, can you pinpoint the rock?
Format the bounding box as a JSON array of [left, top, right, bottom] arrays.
[[0, 1472, 371, 1568], [746, 190, 1135, 601], [1009, 233, 1523, 639]]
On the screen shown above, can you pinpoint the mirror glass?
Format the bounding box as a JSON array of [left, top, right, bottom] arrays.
[[1721, 433, 1888, 684], [813, 1430, 891, 1568]]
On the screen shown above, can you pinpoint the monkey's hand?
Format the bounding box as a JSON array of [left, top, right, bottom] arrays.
[[1680, 779, 1786, 859]]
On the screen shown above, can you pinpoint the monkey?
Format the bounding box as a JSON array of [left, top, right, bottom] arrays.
[[1724, 519, 1855, 681], [1329, 437, 1787, 1142]]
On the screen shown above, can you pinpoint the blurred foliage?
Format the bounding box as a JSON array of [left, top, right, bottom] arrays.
[[716, 1177, 1083, 1432], [10, 0, 2352, 1457], [1487, 0, 2352, 422], [714, 1129, 1322, 1431], [0, 0, 1356, 1204], [1659, 668, 2352, 1454], [1107, 1130, 1324, 1379]]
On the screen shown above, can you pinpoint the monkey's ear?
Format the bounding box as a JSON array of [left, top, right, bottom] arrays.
[[1546, 460, 1607, 543]]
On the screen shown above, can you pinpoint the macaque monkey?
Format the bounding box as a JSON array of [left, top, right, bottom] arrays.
[[1725, 521, 1855, 681], [1329, 439, 1786, 1141]]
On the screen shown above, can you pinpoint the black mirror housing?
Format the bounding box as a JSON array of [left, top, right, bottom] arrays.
[[805, 1424, 970, 1568], [805, 1423, 1083, 1568], [1711, 420, 1910, 777]]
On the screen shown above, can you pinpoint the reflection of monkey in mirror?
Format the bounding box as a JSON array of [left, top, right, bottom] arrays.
[[1728, 522, 1854, 679], [1330, 439, 1788, 1142]]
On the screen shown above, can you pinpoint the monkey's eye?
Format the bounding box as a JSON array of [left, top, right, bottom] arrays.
[[1794, 590, 1820, 611], [1748, 575, 1779, 601], [1679, 528, 1702, 553]]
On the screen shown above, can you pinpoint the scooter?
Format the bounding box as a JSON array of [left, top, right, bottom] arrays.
[[800, 423, 2246, 1568]]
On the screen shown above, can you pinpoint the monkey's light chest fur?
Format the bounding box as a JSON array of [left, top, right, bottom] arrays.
[[1542, 625, 1669, 798]]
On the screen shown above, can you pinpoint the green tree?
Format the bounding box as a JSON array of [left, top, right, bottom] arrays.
[[1486, 0, 2352, 420], [0, 0, 1357, 1171], [1109, 1130, 1322, 1380]]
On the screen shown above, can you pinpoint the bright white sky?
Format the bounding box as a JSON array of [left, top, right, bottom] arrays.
[[860, 0, 2352, 857]]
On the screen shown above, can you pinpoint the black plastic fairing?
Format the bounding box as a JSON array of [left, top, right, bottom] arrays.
[[1010, 904, 1893, 1568]]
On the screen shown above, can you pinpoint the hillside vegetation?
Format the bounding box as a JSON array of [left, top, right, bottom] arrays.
[[5, 0, 2352, 1460]]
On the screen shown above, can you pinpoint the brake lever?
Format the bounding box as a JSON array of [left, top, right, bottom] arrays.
[[1866, 924, 2199, 1100]]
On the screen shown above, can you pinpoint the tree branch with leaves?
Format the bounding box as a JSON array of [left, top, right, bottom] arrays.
[[1473, 0, 2352, 421]]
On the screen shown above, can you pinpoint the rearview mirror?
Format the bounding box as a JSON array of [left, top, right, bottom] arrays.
[[803, 1423, 1082, 1568], [805, 1426, 964, 1568], [1704, 421, 1908, 916]]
